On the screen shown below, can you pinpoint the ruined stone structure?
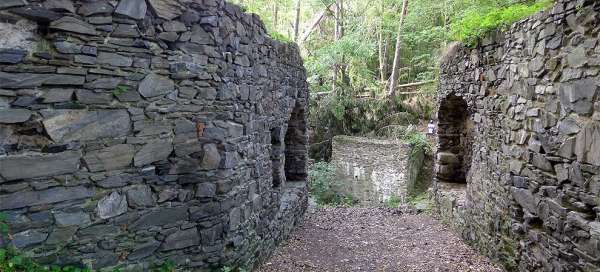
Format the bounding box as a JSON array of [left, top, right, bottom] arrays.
[[434, 0, 600, 271], [332, 135, 430, 205], [0, 0, 309, 270]]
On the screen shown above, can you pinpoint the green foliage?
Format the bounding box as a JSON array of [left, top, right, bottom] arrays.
[[221, 266, 247, 272], [385, 195, 402, 208], [404, 130, 431, 159], [407, 193, 431, 212], [112, 85, 130, 96], [308, 162, 356, 206], [450, 0, 554, 46]]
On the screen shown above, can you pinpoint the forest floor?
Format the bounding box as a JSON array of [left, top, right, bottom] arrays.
[[257, 207, 503, 272]]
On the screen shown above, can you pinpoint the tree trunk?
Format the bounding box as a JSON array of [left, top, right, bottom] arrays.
[[272, 2, 279, 31], [293, 0, 301, 42], [332, 0, 342, 94], [387, 0, 409, 97], [378, 0, 389, 86]]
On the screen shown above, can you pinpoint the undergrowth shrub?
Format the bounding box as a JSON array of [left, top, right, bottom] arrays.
[[451, 0, 554, 46], [308, 162, 356, 206]]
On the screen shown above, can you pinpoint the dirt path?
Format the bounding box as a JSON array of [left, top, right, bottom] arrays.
[[258, 207, 503, 272]]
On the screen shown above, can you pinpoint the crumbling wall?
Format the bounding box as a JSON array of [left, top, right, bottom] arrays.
[[0, 0, 309, 270], [435, 0, 600, 270], [332, 136, 410, 204]]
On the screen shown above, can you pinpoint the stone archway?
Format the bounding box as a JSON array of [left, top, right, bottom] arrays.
[[436, 94, 474, 183], [284, 102, 308, 183]]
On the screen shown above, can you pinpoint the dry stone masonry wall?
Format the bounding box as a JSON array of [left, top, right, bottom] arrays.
[[435, 0, 600, 271], [0, 0, 309, 270]]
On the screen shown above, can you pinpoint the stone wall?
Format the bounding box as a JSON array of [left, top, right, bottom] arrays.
[[0, 0, 309, 270], [331, 136, 411, 204], [435, 0, 600, 270]]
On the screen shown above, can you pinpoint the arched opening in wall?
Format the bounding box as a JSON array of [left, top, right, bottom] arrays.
[[436, 94, 474, 184], [284, 102, 308, 184]]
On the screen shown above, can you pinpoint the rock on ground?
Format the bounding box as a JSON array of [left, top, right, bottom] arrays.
[[258, 207, 503, 272]]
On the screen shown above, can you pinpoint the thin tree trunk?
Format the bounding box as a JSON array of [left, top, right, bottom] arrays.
[[387, 0, 409, 97], [273, 2, 279, 31], [293, 0, 301, 42], [332, 0, 342, 94], [378, 0, 389, 86]]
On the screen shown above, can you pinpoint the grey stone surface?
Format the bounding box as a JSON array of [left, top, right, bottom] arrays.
[[434, 2, 600, 271], [11, 230, 48, 248], [0, 108, 31, 123], [0, 0, 309, 270], [0, 72, 85, 89], [200, 143, 221, 170], [126, 185, 156, 208], [84, 144, 135, 172], [54, 211, 91, 227], [42, 110, 130, 142], [0, 150, 81, 181], [160, 228, 199, 251], [97, 192, 128, 219], [50, 16, 98, 35], [133, 140, 173, 166], [115, 0, 147, 20], [0, 186, 95, 210], [138, 73, 174, 98], [129, 207, 188, 230], [0, 49, 27, 64]]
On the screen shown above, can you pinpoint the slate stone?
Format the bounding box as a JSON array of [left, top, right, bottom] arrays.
[[77, 1, 113, 16], [0, 0, 27, 9], [134, 140, 173, 166], [97, 52, 133, 67], [0, 108, 31, 123], [196, 183, 216, 198], [160, 228, 199, 251], [126, 185, 156, 208], [147, 0, 184, 20], [511, 188, 539, 215], [575, 122, 600, 167], [129, 207, 188, 230], [9, 6, 61, 22], [190, 25, 214, 45], [567, 46, 587, 68], [128, 239, 160, 260], [532, 153, 553, 172], [97, 175, 130, 188], [84, 144, 135, 172], [75, 89, 112, 104], [201, 144, 221, 170], [54, 211, 91, 227], [559, 79, 597, 115], [11, 229, 48, 248], [42, 110, 131, 142], [112, 24, 140, 38], [189, 202, 220, 220], [0, 150, 81, 181], [97, 192, 128, 219], [46, 227, 77, 245], [138, 73, 175, 98], [163, 21, 186, 32], [54, 41, 82, 54], [115, 0, 147, 20], [84, 78, 123, 89], [50, 16, 98, 35], [0, 49, 27, 64], [44, 0, 76, 13], [42, 89, 74, 103], [0, 186, 94, 210], [11, 96, 38, 107], [0, 72, 85, 89], [559, 118, 581, 135]]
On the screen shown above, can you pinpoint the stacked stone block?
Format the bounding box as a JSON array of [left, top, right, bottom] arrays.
[[435, 0, 600, 270], [0, 0, 309, 270]]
